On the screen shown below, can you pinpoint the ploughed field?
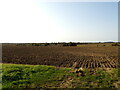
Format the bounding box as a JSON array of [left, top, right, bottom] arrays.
[[2, 44, 118, 68]]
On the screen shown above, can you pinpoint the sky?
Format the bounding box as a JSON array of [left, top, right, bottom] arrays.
[[0, 0, 118, 43]]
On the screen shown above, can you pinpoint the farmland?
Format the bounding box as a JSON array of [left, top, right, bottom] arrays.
[[2, 43, 118, 68], [1, 43, 120, 89]]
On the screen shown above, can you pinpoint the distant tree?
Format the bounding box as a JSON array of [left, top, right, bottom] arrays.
[[31, 43, 41, 46], [63, 43, 68, 46], [68, 42, 77, 46], [112, 43, 120, 46], [63, 42, 77, 46], [44, 43, 49, 46]]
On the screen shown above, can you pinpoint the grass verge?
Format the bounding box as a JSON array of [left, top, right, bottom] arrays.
[[1, 63, 120, 89]]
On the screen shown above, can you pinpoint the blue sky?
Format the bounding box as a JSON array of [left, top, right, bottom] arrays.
[[36, 2, 118, 42], [0, 1, 118, 42]]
